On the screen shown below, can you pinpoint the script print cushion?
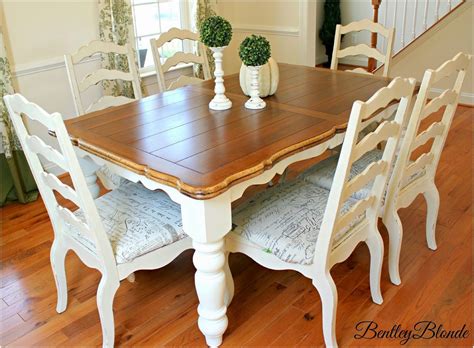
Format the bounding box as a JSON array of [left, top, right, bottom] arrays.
[[68, 181, 186, 264], [231, 180, 362, 265]]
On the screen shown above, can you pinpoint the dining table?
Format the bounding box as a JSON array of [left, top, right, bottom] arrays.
[[64, 64, 396, 346]]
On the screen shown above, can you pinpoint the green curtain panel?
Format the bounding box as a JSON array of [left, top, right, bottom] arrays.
[[0, 26, 38, 206], [98, 0, 142, 98], [194, 0, 216, 78]]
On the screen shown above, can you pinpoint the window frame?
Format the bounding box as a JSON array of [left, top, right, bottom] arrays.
[[131, 0, 193, 75]]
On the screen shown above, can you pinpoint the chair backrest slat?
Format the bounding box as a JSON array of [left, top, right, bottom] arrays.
[[334, 196, 376, 234], [3, 94, 115, 263], [411, 122, 445, 150], [65, 40, 142, 116], [78, 69, 135, 92], [421, 89, 457, 119], [151, 27, 211, 93], [40, 171, 81, 206], [352, 120, 400, 161], [71, 40, 129, 63], [161, 52, 206, 72], [337, 44, 386, 63], [331, 19, 394, 77], [57, 205, 92, 237], [341, 159, 387, 202], [25, 135, 69, 171], [85, 95, 136, 113], [313, 77, 416, 266]]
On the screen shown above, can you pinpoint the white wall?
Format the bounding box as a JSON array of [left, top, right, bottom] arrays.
[[216, 0, 320, 74], [3, 1, 100, 119]]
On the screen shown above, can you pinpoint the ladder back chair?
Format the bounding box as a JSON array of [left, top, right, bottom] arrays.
[[150, 27, 211, 93], [302, 52, 471, 285], [227, 77, 416, 347], [4, 94, 192, 348], [382, 52, 471, 284], [331, 19, 395, 77], [64, 40, 142, 115]]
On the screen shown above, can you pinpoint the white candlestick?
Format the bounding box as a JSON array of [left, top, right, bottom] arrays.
[[244, 65, 266, 110], [209, 46, 232, 111]]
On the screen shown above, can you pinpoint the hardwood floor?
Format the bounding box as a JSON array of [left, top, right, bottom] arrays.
[[1, 106, 472, 347]]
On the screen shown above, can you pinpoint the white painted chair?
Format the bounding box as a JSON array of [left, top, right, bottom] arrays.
[[4, 94, 192, 348], [331, 19, 395, 77], [303, 52, 471, 285], [227, 77, 416, 347], [64, 40, 142, 116], [150, 27, 211, 93], [65, 40, 142, 191]]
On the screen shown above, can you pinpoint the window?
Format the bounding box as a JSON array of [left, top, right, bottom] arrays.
[[131, 0, 192, 72]]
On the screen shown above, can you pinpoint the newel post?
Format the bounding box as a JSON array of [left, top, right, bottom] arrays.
[[368, 0, 382, 72]]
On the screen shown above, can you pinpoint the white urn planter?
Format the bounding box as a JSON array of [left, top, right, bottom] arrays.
[[240, 57, 279, 98], [244, 66, 266, 110], [209, 46, 232, 111]]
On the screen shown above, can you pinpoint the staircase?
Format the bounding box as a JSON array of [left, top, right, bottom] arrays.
[[375, 0, 464, 59]]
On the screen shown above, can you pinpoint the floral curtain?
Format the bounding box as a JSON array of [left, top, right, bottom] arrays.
[[194, 0, 216, 78], [98, 0, 141, 98], [0, 25, 38, 206]]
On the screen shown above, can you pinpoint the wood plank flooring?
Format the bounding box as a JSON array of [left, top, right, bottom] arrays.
[[1, 106, 472, 347]]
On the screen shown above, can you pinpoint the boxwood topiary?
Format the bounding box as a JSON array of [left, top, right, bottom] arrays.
[[239, 35, 271, 67], [200, 16, 233, 48]]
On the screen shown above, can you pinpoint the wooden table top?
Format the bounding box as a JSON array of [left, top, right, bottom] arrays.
[[66, 64, 393, 199]]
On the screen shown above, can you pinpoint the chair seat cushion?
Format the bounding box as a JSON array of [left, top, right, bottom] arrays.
[[301, 149, 426, 200], [231, 180, 363, 265], [69, 182, 186, 264]]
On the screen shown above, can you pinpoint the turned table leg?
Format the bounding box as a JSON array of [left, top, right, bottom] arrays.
[[181, 193, 232, 347], [193, 239, 228, 347], [77, 156, 100, 198]]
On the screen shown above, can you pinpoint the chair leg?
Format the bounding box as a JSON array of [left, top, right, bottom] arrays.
[[365, 228, 384, 305], [50, 239, 68, 313], [383, 210, 403, 286], [313, 273, 338, 348], [223, 252, 234, 306], [423, 182, 440, 251], [97, 274, 120, 348]]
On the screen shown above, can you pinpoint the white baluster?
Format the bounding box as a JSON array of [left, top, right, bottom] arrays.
[[401, 0, 408, 48], [435, 0, 440, 20], [392, 0, 398, 31], [382, 0, 389, 53], [448, 0, 452, 10], [209, 47, 232, 111], [412, 0, 418, 40], [423, 0, 429, 30]]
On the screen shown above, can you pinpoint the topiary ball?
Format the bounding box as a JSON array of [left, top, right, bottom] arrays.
[[200, 16, 233, 48], [239, 35, 271, 67]]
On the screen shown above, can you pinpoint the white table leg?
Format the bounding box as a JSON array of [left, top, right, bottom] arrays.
[[181, 193, 232, 347], [193, 239, 228, 347]]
